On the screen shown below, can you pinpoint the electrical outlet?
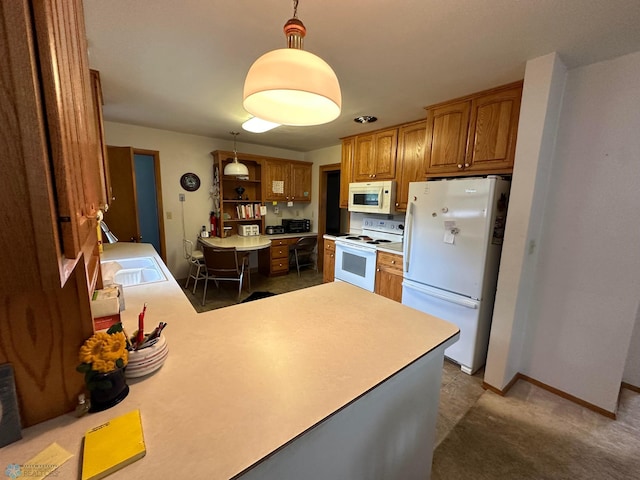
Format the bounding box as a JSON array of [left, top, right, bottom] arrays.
[[179, 194, 185, 202], [166, 211, 172, 220]]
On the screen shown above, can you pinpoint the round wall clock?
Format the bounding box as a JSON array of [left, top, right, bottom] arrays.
[[180, 172, 201, 192]]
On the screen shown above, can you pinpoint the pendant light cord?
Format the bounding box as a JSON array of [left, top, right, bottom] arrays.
[[292, 0, 298, 18]]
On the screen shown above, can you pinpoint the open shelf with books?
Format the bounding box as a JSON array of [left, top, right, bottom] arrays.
[[211, 151, 265, 237]]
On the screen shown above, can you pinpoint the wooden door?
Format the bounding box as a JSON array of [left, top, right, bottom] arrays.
[[289, 162, 312, 202], [104, 147, 140, 242], [466, 84, 522, 172], [425, 100, 471, 176], [395, 121, 427, 211]]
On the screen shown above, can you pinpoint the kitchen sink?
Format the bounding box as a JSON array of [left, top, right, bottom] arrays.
[[101, 257, 167, 287]]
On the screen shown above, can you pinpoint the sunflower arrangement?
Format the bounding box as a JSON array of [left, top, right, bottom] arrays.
[[77, 323, 129, 390]]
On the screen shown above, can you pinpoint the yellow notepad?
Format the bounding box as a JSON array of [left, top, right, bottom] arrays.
[[81, 409, 146, 480]]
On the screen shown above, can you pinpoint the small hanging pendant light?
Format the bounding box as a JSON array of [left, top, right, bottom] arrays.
[[223, 132, 249, 176], [243, 0, 341, 126]]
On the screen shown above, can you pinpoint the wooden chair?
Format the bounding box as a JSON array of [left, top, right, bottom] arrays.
[[290, 237, 318, 277], [183, 239, 206, 293], [201, 246, 246, 305]]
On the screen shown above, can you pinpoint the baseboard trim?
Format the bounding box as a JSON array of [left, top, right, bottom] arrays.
[[621, 381, 640, 393], [483, 373, 616, 419], [482, 372, 519, 396]]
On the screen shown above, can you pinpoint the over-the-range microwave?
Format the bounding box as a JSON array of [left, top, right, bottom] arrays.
[[348, 180, 397, 214]]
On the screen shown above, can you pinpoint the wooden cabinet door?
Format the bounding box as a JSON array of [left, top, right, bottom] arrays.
[[372, 129, 398, 180], [263, 159, 289, 201], [353, 129, 398, 181], [90, 69, 112, 209], [290, 162, 312, 202], [353, 134, 375, 181], [323, 240, 335, 283], [339, 138, 355, 208], [466, 85, 522, 172], [395, 121, 427, 211], [425, 100, 471, 176], [374, 252, 403, 302]]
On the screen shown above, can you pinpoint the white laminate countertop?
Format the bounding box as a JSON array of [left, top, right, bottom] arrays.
[[3, 243, 457, 480]]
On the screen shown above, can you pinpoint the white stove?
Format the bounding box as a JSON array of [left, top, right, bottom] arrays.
[[335, 219, 404, 248], [334, 219, 404, 291]]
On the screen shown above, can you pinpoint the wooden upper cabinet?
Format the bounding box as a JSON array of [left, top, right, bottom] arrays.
[[0, 0, 104, 292], [339, 137, 355, 208], [90, 69, 112, 209], [466, 84, 522, 172], [289, 161, 312, 201], [263, 159, 312, 202], [395, 120, 427, 211], [263, 159, 289, 202], [353, 128, 398, 181], [425, 81, 523, 178], [424, 100, 471, 176]]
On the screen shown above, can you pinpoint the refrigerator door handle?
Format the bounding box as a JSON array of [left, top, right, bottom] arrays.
[[402, 280, 479, 309], [403, 202, 414, 273]]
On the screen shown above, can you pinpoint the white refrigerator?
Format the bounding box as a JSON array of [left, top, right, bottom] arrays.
[[402, 176, 510, 374]]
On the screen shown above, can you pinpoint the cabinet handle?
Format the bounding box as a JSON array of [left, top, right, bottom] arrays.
[[376, 268, 380, 272], [391, 260, 396, 264], [464, 163, 470, 167], [457, 164, 463, 169]]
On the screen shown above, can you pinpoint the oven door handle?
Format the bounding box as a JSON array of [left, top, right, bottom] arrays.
[[336, 242, 376, 254]]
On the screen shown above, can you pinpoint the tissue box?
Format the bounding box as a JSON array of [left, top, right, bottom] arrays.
[[91, 285, 124, 331]]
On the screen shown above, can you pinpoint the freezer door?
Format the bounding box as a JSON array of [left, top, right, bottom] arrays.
[[402, 279, 481, 374], [403, 178, 500, 299]]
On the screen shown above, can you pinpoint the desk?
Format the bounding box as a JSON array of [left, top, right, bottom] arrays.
[[199, 235, 271, 251]]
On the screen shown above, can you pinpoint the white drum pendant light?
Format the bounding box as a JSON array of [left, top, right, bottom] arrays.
[[243, 0, 341, 126], [224, 132, 249, 176]]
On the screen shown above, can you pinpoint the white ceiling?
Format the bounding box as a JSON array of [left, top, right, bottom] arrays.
[[83, 0, 640, 152]]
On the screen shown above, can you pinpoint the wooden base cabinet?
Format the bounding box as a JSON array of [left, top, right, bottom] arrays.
[[425, 81, 523, 178], [323, 239, 336, 283], [375, 252, 403, 302], [259, 238, 293, 277]]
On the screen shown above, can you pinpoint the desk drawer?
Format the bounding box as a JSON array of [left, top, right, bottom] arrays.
[[271, 259, 289, 273], [271, 245, 289, 260]]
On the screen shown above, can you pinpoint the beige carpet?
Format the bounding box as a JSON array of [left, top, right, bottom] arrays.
[[432, 380, 640, 479]]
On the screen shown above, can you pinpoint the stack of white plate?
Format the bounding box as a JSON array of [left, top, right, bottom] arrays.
[[125, 335, 169, 378]]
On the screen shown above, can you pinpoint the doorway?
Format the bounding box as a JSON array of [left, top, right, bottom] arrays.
[[318, 163, 348, 271], [104, 147, 166, 260]]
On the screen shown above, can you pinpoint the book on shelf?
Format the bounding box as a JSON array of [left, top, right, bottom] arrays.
[[235, 203, 262, 220], [81, 409, 146, 480]]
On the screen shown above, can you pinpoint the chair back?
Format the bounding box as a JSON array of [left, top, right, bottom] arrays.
[[293, 236, 317, 253], [183, 238, 194, 260], [203, 246, 242, 279]]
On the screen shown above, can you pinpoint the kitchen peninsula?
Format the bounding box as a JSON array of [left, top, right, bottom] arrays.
[[3, 244, 459, 479]]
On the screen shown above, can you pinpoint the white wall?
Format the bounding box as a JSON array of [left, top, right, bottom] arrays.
[[522, 50, 640, 412], [485, 53, 567, 388], [624, 305, 640, 387], [104, 122, 304, 279], [487, 49, 640, 414]]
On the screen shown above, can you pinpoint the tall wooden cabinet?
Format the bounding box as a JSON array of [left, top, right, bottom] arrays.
[[339, 137, 355, 208], [425, 82, 523, 177], [0, 0, 106, 426]]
